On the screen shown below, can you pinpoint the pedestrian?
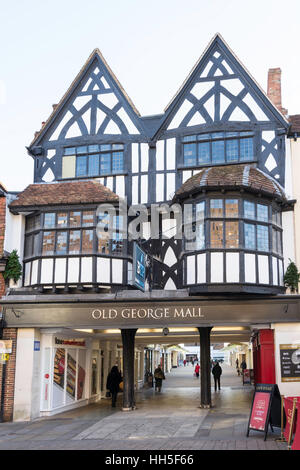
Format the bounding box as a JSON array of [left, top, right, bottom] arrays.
[[183, 359, 187, 367], [154, 365, 165, 392], [236, 358, 239, 369], [106, 365, 122, 408], [240, 360, 247, 375], [194, 362, 200, 378], [212, 360, 222, 391]]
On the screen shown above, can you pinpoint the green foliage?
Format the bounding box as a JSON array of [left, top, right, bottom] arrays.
[[3, 250, 22, 284], [284, 260, 300, 293]]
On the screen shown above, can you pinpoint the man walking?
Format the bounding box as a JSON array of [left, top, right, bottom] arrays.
[[212, 360, 222, 391]]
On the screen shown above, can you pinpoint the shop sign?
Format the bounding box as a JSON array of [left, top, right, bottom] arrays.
[[91, 306, 204, 321], [0, 340, 12, 354], [55, 338, 86, 347], [34, 341, 40, 351], [247, 384, 281, 441], [280, 344, 300, 382], [132, 243, 146, 291]]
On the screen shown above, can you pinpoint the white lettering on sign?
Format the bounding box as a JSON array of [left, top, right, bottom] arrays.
[[91, 306, 204, 321]]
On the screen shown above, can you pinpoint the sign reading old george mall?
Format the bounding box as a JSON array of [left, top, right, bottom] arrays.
[[91, 306, 204, 321]]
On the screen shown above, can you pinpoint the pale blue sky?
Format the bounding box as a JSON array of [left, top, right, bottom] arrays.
[[0, 0, 300, 190]]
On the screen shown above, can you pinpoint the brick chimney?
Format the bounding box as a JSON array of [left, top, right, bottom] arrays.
[[267, 68, 288, 116]]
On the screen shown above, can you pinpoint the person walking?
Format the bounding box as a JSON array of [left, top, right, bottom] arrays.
[[240, 360, 247, 375], [212, 360, 222, 391], [106, 365, 122, 408], [194, 362, 200, 378], [183, 359, 187, 367], [154, 365, 165, 392]]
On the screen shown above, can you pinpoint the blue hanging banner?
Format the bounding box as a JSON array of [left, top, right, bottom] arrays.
[[133, 243, 146, 291]]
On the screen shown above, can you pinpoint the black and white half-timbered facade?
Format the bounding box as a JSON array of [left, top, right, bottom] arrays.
[[2, 34, 300, 421]]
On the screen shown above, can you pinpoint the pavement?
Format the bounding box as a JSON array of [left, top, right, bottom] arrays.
[[0, 363, 288, 450]]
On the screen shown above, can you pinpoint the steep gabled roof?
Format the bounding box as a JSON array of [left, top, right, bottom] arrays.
[[153, 33, 289, 139], [29, 48, 143, 148]]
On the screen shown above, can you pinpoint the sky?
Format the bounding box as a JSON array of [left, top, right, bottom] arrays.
[[1, 0, 300, 191]]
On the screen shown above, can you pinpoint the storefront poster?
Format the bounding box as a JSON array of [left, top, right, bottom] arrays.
[[53, 348, 65, 389], [280, 345, 300, 382], [249, 392, 271, 431], [77, 365, 86, 400], [66, 353, 76, 398], [243, 369, 251, 385]]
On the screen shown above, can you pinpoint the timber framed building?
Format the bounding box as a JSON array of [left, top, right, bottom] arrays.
[[1, 34, 300, 421]]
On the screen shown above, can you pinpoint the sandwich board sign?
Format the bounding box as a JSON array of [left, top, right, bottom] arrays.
[[247, 383, 281, 441], [0, 340, 12, 364]]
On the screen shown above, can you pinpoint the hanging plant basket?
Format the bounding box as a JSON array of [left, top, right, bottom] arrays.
[[3, 250, 22, 284], [284, 260, 300, 294]]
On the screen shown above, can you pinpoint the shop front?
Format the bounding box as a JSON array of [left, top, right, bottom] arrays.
[[2, 291, 300, 420]]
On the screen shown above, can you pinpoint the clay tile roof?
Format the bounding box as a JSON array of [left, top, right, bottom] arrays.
[[289, 114, 300, 134], [174, 164, 286, 201], [9, 180, 119, 210]]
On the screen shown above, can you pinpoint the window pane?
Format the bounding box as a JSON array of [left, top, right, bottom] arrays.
[[210, 199, 223, 218], [112, 144, 124, 150], [57, 212, 68, 227], [70, 211, 81, 227], [226, 139, 239, 162], [197, 133, 210, 141], [225, 221, 239, 248], [196, 201, 205, 222], [82, 211, 94, 227], [44, 213, 56, 228], [212, 140, 225, 163], [244, 223, 255, 250], [257, 224, 269, 251], [272, 209, 278, 224], [277, 231, 282, 255], [26, 215, 40, 232], [244, 201, 255, 219], [112, 152, 124, 173], [183, 143, 197, 166], [111, 232, 123, 254], [82, 229, 93, 253], [100, 144, 111, 151], [77, 146, 88, 154], [88, 154, 99, 176], [100, 154, 111, 174], [33, 233, 40, 255], [272, 228, 278, 253], [76, 156, 87, 176], [183, 135, 196, 142], [64, 147, 76, 155], [195, 222, 205, 250], [257, 204, 268, 222], [24, 235, 33, 257], [225, 199, 238, 218], [42, 231, 55, 255], [56, 231, 67, 255], [97, 231, 110, 254], [240, 138, 253, 161], [88, 144, 99, 153], [210, 221, 223, 248], [69, 230, 81, 254], [198, 142, 210, 164]]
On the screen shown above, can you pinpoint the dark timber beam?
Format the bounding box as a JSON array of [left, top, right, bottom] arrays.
[[197, 326, 212, 408], [121, 328, 137, 411]]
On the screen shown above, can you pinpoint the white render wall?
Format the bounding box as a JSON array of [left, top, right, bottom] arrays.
[[13, 328, 42, 421], [272, 323, 300, 397]]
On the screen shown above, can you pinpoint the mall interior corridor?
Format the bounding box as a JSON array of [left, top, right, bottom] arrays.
[[0, 363, 286, 450]]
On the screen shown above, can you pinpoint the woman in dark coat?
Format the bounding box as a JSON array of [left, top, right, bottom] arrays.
[[106, 365, 122, 407], [154, 365, 165, 392]]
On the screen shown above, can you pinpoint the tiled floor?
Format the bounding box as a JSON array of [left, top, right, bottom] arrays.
[[0, 364, 287, 450]]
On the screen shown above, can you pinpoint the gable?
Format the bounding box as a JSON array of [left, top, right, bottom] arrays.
[[157, 34, 288, 136], [31, 50, 145, 147]]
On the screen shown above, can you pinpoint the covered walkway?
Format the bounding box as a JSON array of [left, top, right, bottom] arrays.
[[0, 364, 286, 450]]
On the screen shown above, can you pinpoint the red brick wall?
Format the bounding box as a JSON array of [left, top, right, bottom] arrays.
[[267, 68, 288, 116], [0, 195, 18, 421], [0, 328, 17, 421]]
